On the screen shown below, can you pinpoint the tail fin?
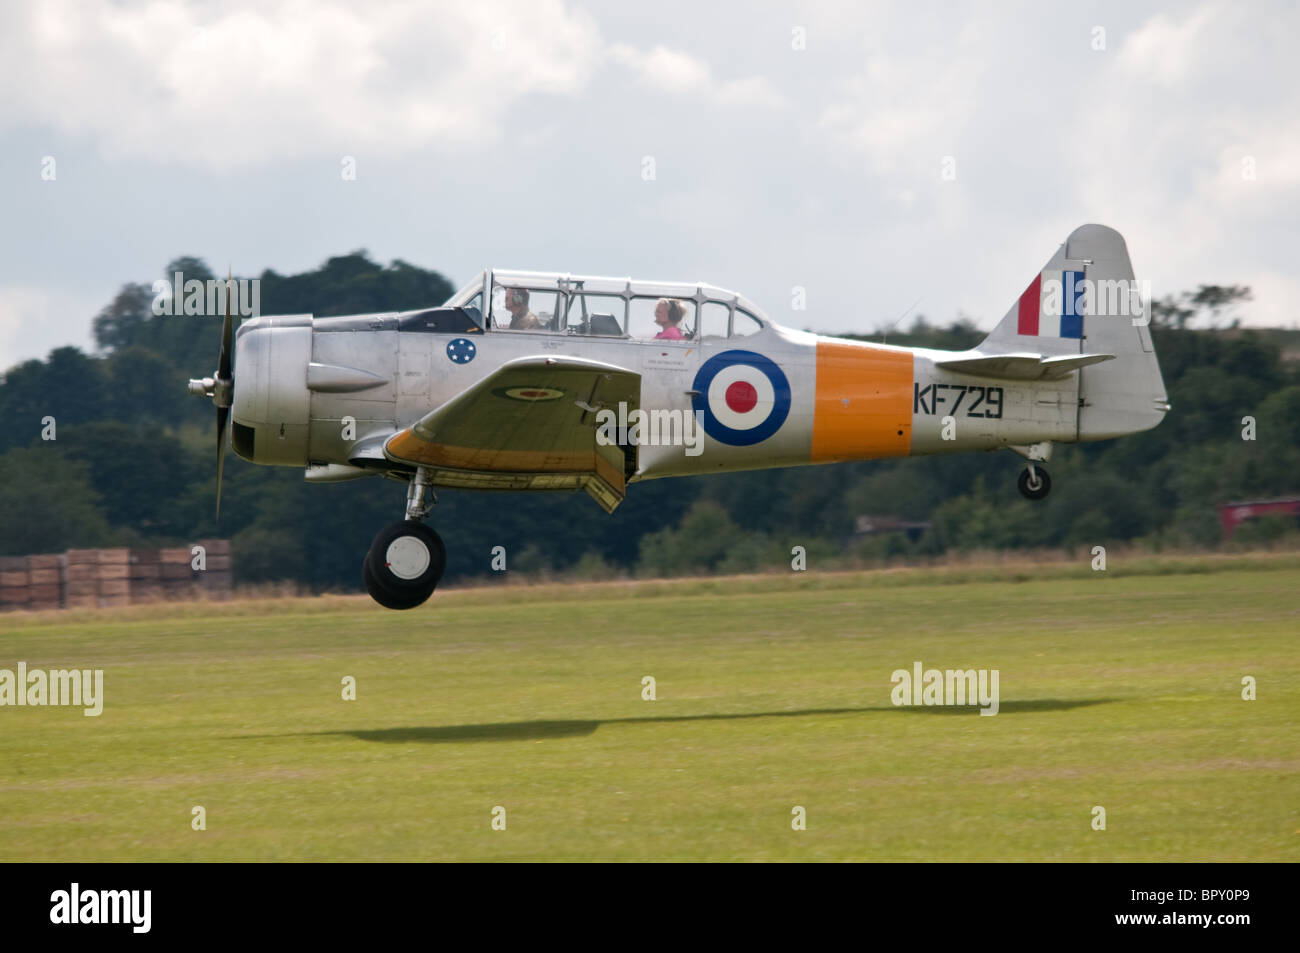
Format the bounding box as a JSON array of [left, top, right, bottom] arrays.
[[982, 223, 1169, 440]]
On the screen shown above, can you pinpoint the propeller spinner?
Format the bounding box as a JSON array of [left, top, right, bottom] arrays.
[[187, 272, 236, 519]]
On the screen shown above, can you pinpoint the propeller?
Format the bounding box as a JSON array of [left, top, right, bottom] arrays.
[[187, 271, 236, 519]]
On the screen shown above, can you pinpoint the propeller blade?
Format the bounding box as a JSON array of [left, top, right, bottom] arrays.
[[214, 269, 235, 521], [216, 404, 229, 521], [217, 269, 234, 382]]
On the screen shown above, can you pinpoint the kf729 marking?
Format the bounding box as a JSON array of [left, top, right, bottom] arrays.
[[188, 224, 1169, 609], [914, 383, 1004, 418]]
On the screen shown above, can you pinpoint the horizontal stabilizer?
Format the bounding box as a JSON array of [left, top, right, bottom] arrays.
[[935, 351, 1115, 381]]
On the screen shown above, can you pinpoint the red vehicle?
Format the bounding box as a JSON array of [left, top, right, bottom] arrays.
[[1218, 498, 1300, 537]]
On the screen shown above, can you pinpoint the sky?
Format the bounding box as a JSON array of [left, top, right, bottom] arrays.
[[1, 0, 1297, 370]]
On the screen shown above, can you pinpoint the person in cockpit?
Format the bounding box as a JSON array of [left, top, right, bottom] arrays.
[[653, 298, 688, 340], [503, 288, 540, 330]]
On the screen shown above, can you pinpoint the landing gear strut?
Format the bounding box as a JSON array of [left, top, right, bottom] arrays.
[[405, 466, 435, 520], [364, 468, 446, 610], [1017, 464, 1051, 501]]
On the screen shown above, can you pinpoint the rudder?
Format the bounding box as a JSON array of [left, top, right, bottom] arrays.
[[1067, 224, 1169, 440]]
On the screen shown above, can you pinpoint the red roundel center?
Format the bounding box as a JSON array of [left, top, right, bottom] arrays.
[[724, 380, 758, 414]]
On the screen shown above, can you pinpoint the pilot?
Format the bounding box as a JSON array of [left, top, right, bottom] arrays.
[[504, 288, 541, 330], [653, 298, 688, 340]]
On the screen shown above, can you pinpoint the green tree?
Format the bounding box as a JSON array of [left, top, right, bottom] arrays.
[[0, 447, 115, 555]]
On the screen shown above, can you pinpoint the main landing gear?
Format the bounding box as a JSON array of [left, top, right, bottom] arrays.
[[364, 468, 446, 610], [1017, 463, 1051, 501]]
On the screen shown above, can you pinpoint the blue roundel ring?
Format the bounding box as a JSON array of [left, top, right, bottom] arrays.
[[691, 349, 791, 446], [446, 338, 477, 364]]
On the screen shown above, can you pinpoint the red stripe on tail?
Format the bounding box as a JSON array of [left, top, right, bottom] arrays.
[[1017, 273, 1041, 335]]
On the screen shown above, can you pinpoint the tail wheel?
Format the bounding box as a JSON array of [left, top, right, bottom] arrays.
[[363, 521, 446, 610], [1017, 466, 1051, 501]]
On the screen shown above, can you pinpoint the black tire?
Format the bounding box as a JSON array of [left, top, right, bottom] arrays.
[[362, 550, 431, 610], [363, 521, 446, 610], [1017, 466, 1051, 501]]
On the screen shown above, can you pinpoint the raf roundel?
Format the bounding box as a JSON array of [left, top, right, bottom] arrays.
[[446, 338, 477, 364], [492, 386, 566, 402], [691, 349, 791, 446]]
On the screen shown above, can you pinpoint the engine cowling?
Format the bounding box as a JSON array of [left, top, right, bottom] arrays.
[[230, 314, 312, 466]]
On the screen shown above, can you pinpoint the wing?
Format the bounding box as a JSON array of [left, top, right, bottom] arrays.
[[384, 355, 641, 512]]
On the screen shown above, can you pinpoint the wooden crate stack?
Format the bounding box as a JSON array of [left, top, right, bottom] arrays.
[[1, 554, 63, 610], [65, 548, 130, 608], [158, 547, 198, 598], [64, 549, 98, 608], [153, 541, 233, 600], [128, 548, 165, 603], [27, 554, 63, 609], [196, 538, 233, 599], [1, 556, 30, 610], [0, 541, 233, 610]]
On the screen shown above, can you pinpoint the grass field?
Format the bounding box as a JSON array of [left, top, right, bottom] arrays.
[[1, 552, 1297, 861]]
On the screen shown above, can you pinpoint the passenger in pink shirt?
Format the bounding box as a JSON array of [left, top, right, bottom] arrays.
[[654, 298, 688, 340]]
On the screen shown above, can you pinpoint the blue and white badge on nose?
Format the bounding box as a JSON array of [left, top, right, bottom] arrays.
[[446, 338, 477, 364]]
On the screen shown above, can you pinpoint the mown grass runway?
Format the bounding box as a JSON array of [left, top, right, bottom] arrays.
[[1, 553, 1297, 861]]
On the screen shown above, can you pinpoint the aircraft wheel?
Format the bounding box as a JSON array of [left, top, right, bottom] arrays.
[[363, 552, 431, 610], [363, 521, 446, 610], [1017, 466, 1051, 501]]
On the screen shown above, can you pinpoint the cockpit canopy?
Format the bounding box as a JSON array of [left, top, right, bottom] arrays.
[[442, 269, 771, 341]]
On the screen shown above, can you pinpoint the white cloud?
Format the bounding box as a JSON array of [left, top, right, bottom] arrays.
[[1064, 3, 1300, 328], [0, 285, 98, 370], [816, 35, 989, 177], [810, 2, 1300, 330], [610, 43, 787, 108], [0, 0, 1296, 352], [1117, 6, 1217, 87], [0, 0, 604, 170], [0, 2, 790, 173], [1237, 272, 1300, 330]]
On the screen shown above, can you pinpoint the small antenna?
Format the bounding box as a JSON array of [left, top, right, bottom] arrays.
[[881, 295, 923, 345]]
